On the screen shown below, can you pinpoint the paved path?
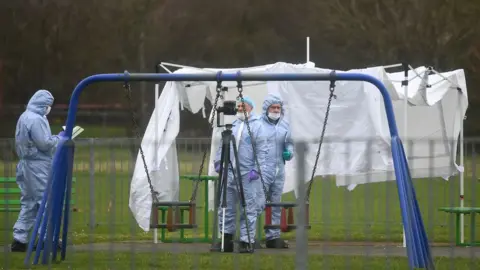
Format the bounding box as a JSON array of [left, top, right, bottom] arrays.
[[3, 241, 478, 258], [67, 241, 479, 258]]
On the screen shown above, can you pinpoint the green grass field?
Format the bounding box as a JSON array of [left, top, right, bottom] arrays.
[[1, 252, 479, 270], [1, 128, 479, 268]]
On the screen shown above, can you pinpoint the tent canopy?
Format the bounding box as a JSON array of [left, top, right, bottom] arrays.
[[129, 61, 468, 231]]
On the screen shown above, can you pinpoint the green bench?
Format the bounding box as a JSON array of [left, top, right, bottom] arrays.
[[438, 207, 480, 246], [0, 177, 76, 212]]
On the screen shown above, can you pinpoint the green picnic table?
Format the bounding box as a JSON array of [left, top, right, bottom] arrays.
[[438, 207, 480, 246]]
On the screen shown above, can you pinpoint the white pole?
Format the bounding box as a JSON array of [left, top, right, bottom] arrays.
[[460, 114, 465, 243], [153, 83, 159, 244], [383, 63, 403, 69], [402, 65, 409, 248], [160, 62, 216, 73], [306, 37, 310, 63]]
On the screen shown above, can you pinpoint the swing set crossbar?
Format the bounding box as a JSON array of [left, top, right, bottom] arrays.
[[64, 71, 399, 137]]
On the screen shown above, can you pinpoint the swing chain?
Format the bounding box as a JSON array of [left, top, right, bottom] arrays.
[[305, 77, 337, 202], [237, 80, 270, 203], [123, 82, 160, 204], [189, 82, 223, 202]]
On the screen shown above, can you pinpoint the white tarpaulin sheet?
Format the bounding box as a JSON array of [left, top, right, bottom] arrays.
[[129, 61, 468, 230], [128, 82, 181, 231], [264, 63, 468, 194]]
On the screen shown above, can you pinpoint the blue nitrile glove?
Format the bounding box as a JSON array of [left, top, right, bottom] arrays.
[[214, 161, 221, 173], [58, 131, 66, 137], [248, 169, 259, 181], [283, 150, 292, 161]]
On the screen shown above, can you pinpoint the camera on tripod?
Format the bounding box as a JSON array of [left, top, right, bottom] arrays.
[[217, 100, 237, 115], [215, 87, 238, 128]]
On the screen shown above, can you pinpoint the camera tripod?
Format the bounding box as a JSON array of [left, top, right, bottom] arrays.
[[210, 123, 253, 253]]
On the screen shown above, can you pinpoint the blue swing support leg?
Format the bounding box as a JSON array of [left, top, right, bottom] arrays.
[[24, 70, 434, 270]]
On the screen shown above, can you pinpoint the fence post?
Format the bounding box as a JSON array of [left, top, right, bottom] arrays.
[[295, 141, 308, 269]]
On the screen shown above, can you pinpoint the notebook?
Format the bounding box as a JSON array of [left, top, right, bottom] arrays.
[[62, 126, 84, 139]]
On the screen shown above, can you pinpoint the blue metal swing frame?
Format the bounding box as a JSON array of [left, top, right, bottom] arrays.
[[24, 70, 434, 270]]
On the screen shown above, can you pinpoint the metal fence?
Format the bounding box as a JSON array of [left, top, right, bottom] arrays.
[[1, 138, 479, 269]]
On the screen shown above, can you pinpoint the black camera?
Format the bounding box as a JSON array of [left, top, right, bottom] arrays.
[[216, 100, 237, 128], [216, 100, 237, 116]]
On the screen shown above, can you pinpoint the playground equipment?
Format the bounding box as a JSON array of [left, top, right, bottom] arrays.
[[25, 71, 434, 269], [156, 175, 217, 243]]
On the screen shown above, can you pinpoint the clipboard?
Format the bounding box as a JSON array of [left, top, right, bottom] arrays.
[[62, 126, 85, 139]]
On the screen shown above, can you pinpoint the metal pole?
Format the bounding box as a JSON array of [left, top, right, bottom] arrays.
[[153, 64, 161, 244], [402, 63, 409, 248], [295, 142, 308, 269], [306, 37, 310, 63], [383, 63, 403, 69], [460, 113, 465, 243], [153, 83, 159, 244], [64, 71, 400, 139], [160, 62, 216, 73]]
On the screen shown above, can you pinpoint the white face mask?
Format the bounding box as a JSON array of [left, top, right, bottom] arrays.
[[45, 106, 51, 116], [268, 112, 280, 121], [236, 112, 248, 121]]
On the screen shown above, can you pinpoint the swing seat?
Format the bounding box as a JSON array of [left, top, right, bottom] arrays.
[[264, 202, 311, 232], [150, 201, 197, 232]]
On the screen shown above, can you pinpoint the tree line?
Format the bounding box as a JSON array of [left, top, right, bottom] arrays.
[[0, 0, 478, 136]]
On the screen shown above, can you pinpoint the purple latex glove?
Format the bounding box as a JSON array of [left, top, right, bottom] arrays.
[[214, 161, 221, 173], [58, 131, 66, 137], [248, 169, 259, 181]]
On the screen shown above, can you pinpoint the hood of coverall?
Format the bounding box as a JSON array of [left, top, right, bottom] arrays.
[[26, 90, 54, 116], [262, 94, 284, 123], [235, 96, 257, 121], [236, 96, 255, 110]]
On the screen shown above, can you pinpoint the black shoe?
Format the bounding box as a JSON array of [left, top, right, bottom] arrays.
[[10, 239, 27, 252], [253, 240, 263, 249], [265, 238, 289, 249], [238, 241, 254, 253], [210, 234, 234, 253]]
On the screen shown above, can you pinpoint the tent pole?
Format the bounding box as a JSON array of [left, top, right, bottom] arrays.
[[402, 63, 409, 248], [160, 64, 173, 74], [383, 63, 403, 69], [153, 83, 160, 244], [306, 37, 310, 63], [160, 62, 216, 73], [460, 113, 465, 243]]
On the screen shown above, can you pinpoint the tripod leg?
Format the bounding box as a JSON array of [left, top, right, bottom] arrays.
[[231, 136, 254, 253], [211, 133, 234, 253], [221, 138, 231, 252], [210, 140, 225, 250]]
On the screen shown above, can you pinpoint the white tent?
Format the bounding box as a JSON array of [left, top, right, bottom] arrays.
[[128, 61, 468, 234]]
